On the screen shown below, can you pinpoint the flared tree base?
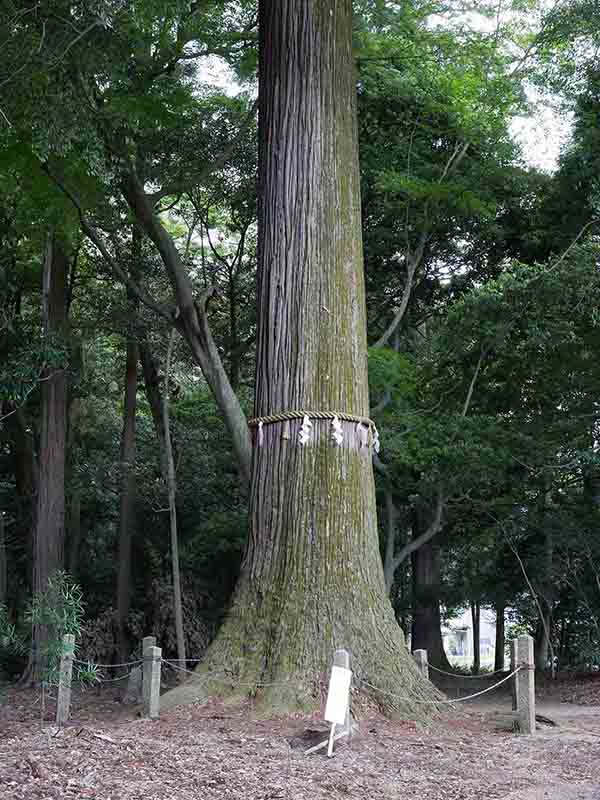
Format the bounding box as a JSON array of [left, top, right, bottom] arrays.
[[161, 579, 445, 720]]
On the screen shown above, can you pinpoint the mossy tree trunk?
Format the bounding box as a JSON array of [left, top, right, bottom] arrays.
[[165, 0, 440, 717]]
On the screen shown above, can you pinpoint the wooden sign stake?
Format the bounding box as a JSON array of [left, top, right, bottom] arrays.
[[305, 649, 352, 757], [327, 722, 336, 757]]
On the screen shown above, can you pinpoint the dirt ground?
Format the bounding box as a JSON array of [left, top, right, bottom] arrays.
[[1, 675, 599, 800]]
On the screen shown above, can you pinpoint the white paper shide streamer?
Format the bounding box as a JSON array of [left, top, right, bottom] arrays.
[[258, 420, 264, 446], [331, 415, 343, 446], [298, 414, 313, 445], [373, 426, 380, 454]]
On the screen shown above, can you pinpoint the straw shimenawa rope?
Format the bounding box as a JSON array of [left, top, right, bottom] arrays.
[[247, 410, 375, 427]]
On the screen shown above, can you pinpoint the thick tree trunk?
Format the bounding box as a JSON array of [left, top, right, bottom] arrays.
[[163, 0, 438, 717], [494, 601, 505, 672], [411, 540, 452, 671], [471, 601, 481, 674], [28, 234, 69, 683], [115, 333, 138, 666]]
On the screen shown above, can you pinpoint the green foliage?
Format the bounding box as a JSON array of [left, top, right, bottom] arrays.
[[0, 604, 27, 657], [25, 572, 85, 683], [368, 348, 417, 406]]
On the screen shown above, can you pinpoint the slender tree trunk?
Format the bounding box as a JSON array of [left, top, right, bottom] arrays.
[[536, 488, 554, 672], [140, 339, 185, 666], [471, 601, 481, 674], [411, 540, 452, 671], [0, 514, 6, 608], [164, 0, 439, 716], [228, 263, 241, 394], [383, 488, 397, 594], [28, 234, 69, 683], [494, 600, 505, 672], [139, 344, 168, 477], [115, 332, 138, 666], [8, 408, 37, 599], [67, 489, 81, 578], [162, 330, 186, 668], [536, 611, 552, 672]]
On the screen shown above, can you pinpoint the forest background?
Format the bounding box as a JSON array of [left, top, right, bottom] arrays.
[[1, 0, 599, 692]]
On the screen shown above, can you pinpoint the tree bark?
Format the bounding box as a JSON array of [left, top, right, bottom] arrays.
[[471, 601, 481, 674], [115, 332, 138, 666], [163, 0, 439, 716], [28, 234, 69, 683], [494, 600, 505, 672], [411, 539, 452, 671]]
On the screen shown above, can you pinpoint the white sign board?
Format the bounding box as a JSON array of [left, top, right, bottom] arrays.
[[324, 665, 352, 725]]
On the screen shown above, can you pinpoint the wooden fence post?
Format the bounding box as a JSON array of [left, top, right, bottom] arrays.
[[514, 634, 535, 735], [56, 633, 75, 726], [142, 635, 156, 710], [144, 645, 161, 719], [412, 649, 429, 680]]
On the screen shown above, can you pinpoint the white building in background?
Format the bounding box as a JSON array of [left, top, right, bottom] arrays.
[[442, 608, 502, 670]]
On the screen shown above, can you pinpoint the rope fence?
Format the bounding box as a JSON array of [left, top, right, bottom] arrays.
[[49, 634, 537, 736], [427, 663, 508, 679], [73, 657, 143, 669], [357, 666, 522, 705]]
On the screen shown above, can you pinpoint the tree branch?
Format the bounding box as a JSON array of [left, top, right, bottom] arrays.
[[392, 487, 444, 569], [120, 166, 252, 484], [43, 165, 175, 323], [461, 346, 486, 418]]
